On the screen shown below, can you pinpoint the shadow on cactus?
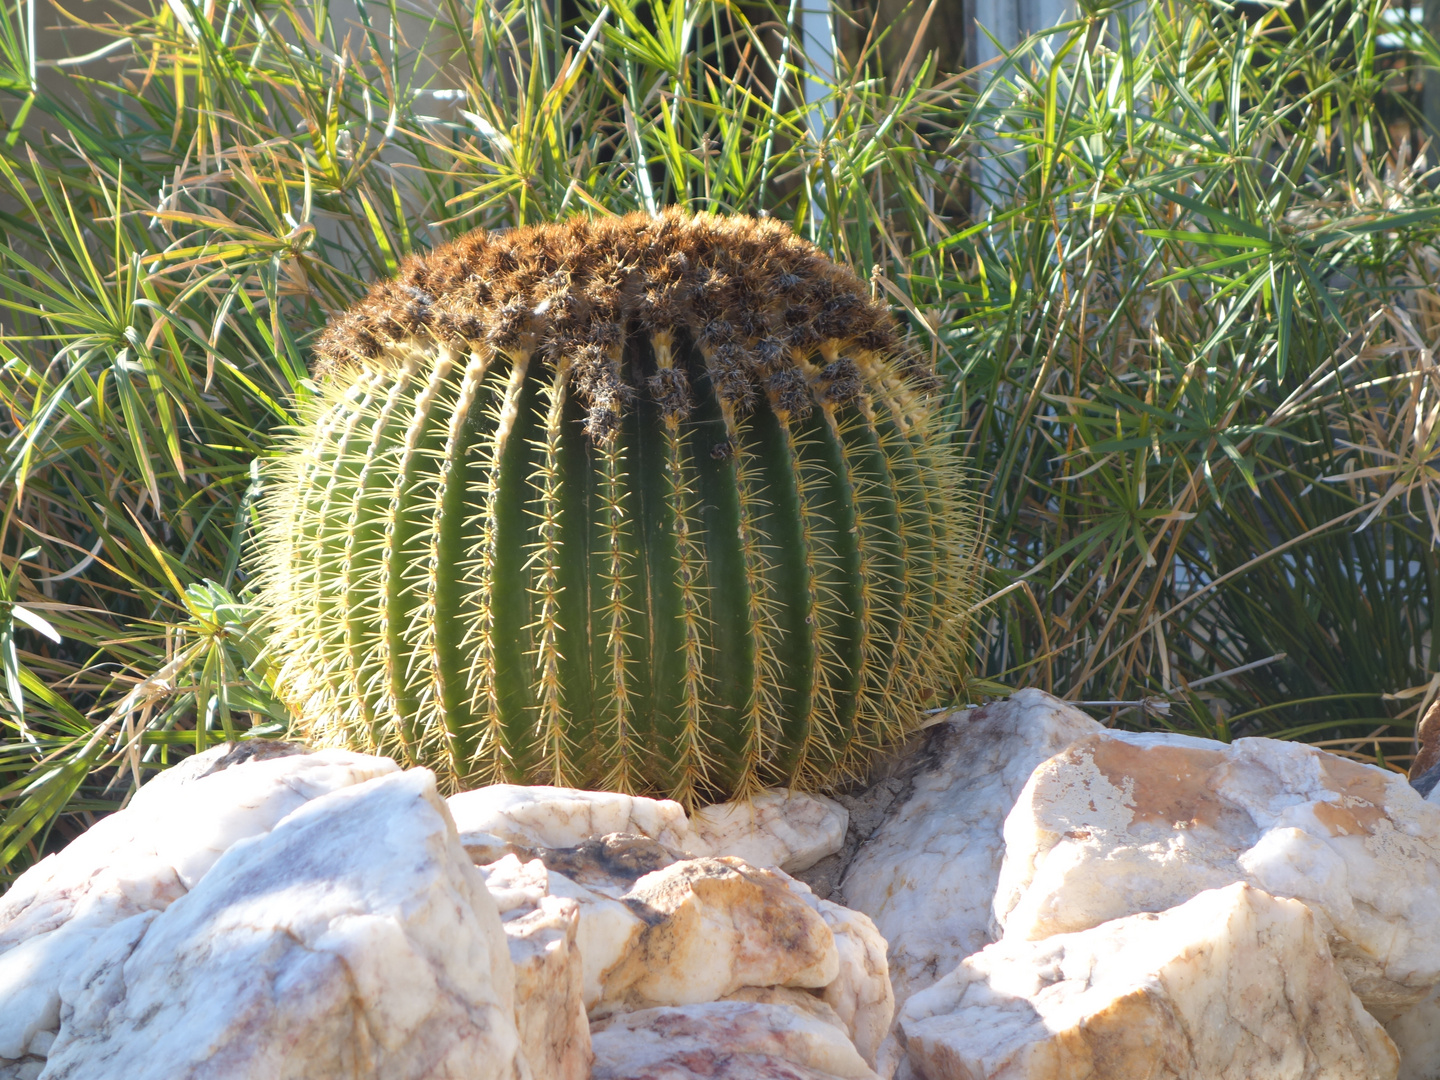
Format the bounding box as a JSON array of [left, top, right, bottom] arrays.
[[252, 211, 981, 806]]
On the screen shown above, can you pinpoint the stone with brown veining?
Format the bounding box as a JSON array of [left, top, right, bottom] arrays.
[[505, 896, 591, 1080], [902, 883, 1398, 1080], [477, 853, 646, 1013], [780, 877, 893, 1067], [0, 743, 396, 1061], [449, 786, 689, 864], [591, 1000, 877, 1080], [597, 857, 838, 1015], [839, 689, 1103, 1008], [997, 729, 1440, 1006], [40, 769, 524, 1080], [684, 791, 848, 873]]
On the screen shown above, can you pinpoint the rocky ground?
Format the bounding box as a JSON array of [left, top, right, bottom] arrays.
[[1, 689, 1437, 1079]]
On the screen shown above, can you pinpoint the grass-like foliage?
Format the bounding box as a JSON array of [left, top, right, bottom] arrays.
[[953, 0, 1440, 746], [0, 0, 1436, 882]]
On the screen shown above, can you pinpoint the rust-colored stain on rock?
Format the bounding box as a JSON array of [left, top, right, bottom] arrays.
[[1085, 737, 1229, 830], [1410, 699, 1440, 780], [601, 857, 835, 1011], [1312, 755, 1390, 837]]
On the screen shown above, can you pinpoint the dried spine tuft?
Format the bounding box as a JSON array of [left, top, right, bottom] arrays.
[[315, 209, 918, 431]]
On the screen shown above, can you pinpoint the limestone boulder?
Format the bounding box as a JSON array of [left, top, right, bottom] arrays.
[[996, 729, 1440, 1006], [478, 850, 650, 1012], [518, 833, 681, 898], [782, 877, 893, 1067], [684, 790, 848, 873], [448, 785, 688, 862], [1384, 989, 1440, 1080], [598, 857, 839, 1015], [477, 841, 880, 1047], [39, 768, 524, 1080], [505, 896, 591, 1080], [840, 689, 1102, 1005], [591, 1000, 878, 1080], [900, 883, 1398, 1080], [721, 986, 853, 1031], [0, 742, 396, 1060]]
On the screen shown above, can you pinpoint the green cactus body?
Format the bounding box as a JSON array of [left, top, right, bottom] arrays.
[[256, 211, 979, 805]]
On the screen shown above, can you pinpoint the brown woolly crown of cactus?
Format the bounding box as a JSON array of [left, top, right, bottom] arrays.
[[256, 209, 980, 806]]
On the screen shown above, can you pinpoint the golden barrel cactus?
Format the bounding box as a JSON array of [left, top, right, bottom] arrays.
[[254, 210, 979, 805]]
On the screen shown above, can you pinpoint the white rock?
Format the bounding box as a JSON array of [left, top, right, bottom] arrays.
[[1383, 988, 1440, 1080], [840, 689, 1101, 1006], [782, 877, 893, 1067], [0, 743, 395, 1060], [996, 729, 1440, 1006], [900, 883, 1399, 1080], [684, 790, 848, 873], [506, 896, 591, 1080], [510, 833, 683, 899], [599, 857, 838, 1014], [591, 1001, 878, 1080], [41, 769, 524, 1080], [549, 873, 648, 1013], [478, 854, 646, 1013], [25, 1031, 52, 1058], [448, 785, 689, 858], [479, 839, 883, 1034], [722, 985, 852, 1031], [481, 853, 552, 918]]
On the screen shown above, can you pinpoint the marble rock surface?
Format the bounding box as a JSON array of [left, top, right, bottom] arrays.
[[840, 689, 1102, 1006], [900, 883, 1399, 1080], [722, 986, 854, 1030], [684, 790, 849, 873], [599, 857, 839, 1014], [783, 878, 894, 1067], [477, 838, 863, 1030], [0, 1026, 50, 1080], [1384, 988, 1440, 1080], [504, 896, 591, 1080], [591, 1000, 878, 1080], [478, 852, 648, 1019], [40, 769, 523, 1080], [515, 833, 682, 899], [0, 742, 395, 1061], [454, 783, 850, 878], [448, 785, 689, 862], [996, 729, 1440, 1006]]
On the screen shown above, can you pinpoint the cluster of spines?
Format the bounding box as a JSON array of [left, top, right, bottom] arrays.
[[259, 338, 976, 803], [314, 209, 934, 442], [595, 432, 637, 794], [653, 335, 716, 807], [464, 352, 534, 779], [529, 360, 576, 783]]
